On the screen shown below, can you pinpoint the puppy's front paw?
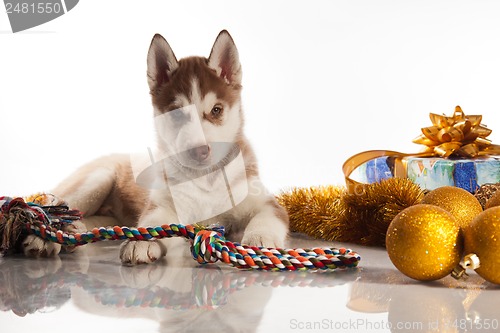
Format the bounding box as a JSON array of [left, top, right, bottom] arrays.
[[120, 264, 164, 288], [62, 221, 87, 253], [64, 220, 87, 234], [22, 235, 61, 257], [119, 240, 166, 265], [241, 231, 285, 249]]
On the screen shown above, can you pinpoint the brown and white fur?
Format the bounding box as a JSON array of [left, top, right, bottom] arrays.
[[22, 30, 289, 265]]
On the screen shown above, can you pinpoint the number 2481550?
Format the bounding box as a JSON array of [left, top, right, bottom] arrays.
[[5, 2, 62, 14]]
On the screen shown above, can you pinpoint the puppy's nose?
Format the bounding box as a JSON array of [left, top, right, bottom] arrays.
[[189, 145, 210, 162]]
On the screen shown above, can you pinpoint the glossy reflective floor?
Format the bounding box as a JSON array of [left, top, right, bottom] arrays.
[[1, 233, 499, 333]]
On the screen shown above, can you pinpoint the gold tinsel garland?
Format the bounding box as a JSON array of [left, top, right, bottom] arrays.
[[277, 178, 426, 247], [278, 177, 500, 247]]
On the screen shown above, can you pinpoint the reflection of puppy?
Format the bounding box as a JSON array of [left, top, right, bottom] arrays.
[[22, 30, 289, 265], [69, 244, 353, 333], [70, 262, 274, 333], [0, 258, 71, 317]]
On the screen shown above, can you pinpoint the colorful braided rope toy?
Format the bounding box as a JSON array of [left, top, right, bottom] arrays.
[[0, 194, 361, 271]]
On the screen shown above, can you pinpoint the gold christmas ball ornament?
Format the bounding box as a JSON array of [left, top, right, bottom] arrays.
[[386, 204, 463, 281], [421, 186, 483, 230], [485, 190, 500, 210], [462, 207, 500, 284]]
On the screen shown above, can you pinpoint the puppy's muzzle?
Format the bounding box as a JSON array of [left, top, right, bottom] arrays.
[[188, 145, 211, 163]]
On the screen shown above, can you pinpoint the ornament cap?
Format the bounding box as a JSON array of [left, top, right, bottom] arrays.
[[461, 253, 481, 270], [451, 253, 481, 281], [451, 265, 468, 280]]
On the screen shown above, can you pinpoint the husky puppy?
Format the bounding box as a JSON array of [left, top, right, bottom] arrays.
[[22, 30, 289, 265]]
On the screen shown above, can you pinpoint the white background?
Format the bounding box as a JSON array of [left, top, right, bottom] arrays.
[[2, 0, 500, 196]]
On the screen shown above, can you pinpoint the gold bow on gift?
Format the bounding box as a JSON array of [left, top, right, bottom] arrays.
[[413, 106, 494, 158], [343, 106, 500, 193]]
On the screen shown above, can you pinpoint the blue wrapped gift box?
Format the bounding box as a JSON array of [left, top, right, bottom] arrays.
[[357, 156, 500, 193]]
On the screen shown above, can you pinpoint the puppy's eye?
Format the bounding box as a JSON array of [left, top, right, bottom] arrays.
[[211, 105, 223, 117]]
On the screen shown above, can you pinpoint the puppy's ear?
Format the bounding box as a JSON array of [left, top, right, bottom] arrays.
[[147, 34, 179, 92], [208, 30, 242, 86]]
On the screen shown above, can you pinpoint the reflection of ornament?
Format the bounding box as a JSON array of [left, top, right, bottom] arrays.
[[467, 290, 500, 332], [386, 204, 463, 281], [461, 207, 500, 284], [346, 270, 406, 314], [485, 189, 500, 209], [388, 284, 466, 333], [421, 186, 483, 229]]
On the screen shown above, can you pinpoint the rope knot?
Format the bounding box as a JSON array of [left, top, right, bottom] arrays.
[[191, 229, 226, 264]]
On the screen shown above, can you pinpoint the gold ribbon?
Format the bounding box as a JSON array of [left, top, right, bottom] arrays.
[[413, 106, 494, 158], [343, 106, 500, 193]]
